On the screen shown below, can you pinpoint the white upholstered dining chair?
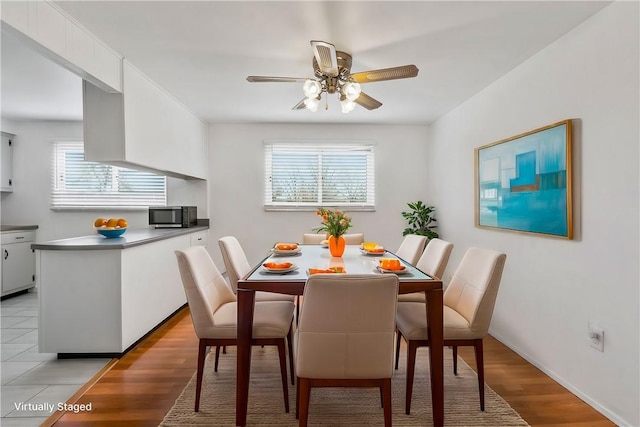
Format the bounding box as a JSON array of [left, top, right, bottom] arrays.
[[342, 233, 365, 245], [296, 274, 399, 427], [175, 246, 295, 413], [395, 234, 428, 265], [395, 247, 507, 414], [397, 238, 454, 303], [302, 233, 326, 244], [218, 236, 296, 304], [302, 233, 365, 245]]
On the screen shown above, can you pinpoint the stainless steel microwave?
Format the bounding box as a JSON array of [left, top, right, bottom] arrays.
[[148, 206, 197, 228]]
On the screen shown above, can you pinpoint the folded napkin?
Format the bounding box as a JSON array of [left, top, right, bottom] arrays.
[[308, 267, 346, 274], [263, 262, 293, 269], [275, 243, 298, 250], [379, 259, 403, 270]]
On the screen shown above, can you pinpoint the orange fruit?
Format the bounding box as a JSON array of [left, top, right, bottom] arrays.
[[94, 218, 107, 227], [117, 218, 128, 228], [106, 218, 119, 227]]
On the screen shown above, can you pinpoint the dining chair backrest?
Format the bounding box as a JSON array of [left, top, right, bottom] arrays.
[[342, 233, 365, 245], [296, 274, 399, 379], [302, 233, 326, 244], [395, 234, 428, 265], [175, 246, 237, 338], [302, 233, 365, 245], [218, 236, 251, 294], [415, 238, 454, 279], [443, 247, 507, 338]]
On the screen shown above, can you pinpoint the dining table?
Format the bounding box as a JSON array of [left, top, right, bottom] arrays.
[[235, 244, 444, 426]]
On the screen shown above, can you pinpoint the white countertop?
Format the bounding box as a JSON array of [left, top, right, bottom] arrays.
[[31, 226, 208, 251]]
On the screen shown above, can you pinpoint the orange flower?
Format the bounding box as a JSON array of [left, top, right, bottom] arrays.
[[312, 208, 353, 238]]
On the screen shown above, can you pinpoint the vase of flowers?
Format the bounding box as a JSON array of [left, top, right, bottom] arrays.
[[314, 208, 352, 257]]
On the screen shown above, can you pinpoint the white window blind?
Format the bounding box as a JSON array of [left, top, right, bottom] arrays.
[[264, 141, 375, 210], [51, 141, 166, 209]]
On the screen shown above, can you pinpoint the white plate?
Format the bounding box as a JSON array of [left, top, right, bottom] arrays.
[[360, 249, 385, 256], [376, 265, 412, 275], [262, 264, 299, 274], [270, 248, 301, 256]]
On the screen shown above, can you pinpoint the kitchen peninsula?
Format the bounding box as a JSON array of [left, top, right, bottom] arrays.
[[32, 226, 208, 357]]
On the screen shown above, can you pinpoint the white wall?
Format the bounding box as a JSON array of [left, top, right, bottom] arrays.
[[426, 3, 639, 426], [0, 120, 207, 243], [207, 123, 430, 268]]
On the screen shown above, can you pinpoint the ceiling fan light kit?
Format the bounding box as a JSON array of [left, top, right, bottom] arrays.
[[303, 79, 322, 98], [303, 96, 321, 112], [247, 40, 419, 114]]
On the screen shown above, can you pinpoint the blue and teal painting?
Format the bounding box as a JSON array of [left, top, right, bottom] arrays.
[[477, 122, 570, 237]]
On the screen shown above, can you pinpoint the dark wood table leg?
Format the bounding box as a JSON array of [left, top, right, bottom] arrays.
[[236, 289, 255, 426], [426, 288, 444, 427]]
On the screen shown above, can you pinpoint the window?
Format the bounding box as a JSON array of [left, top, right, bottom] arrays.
[[51, 141, 166, 209], [264, 141, 375, 211]]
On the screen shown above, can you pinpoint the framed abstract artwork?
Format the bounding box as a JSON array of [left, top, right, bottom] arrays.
[[475, 120, 573, 239]]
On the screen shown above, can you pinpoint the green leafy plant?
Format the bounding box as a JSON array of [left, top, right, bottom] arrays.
[[401, 201, 439, 238]]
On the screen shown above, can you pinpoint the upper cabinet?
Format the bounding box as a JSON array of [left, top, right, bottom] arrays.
[[1, 133, 14, 192], [1, 1, 122, 93], [83, 61, 208, 180]]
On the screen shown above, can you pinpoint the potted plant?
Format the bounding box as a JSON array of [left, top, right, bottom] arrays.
[[401, 201, 439, 239]]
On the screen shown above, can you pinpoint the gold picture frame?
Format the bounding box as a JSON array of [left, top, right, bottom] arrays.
[[475, 120, 573, 239]]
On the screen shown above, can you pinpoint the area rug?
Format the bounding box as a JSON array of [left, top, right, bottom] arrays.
[[160, 345, 529, 426]]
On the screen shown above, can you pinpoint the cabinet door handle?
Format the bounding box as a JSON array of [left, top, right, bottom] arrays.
[[4, 249, 8, 260]]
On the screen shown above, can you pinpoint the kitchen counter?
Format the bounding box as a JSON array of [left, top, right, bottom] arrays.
[[1, 225, 39, 232], [32, 226, 208, 251], [35, 226, 209, 357]]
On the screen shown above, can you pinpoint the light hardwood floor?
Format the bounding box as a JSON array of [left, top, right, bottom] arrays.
[[49, 307, 614, 426]]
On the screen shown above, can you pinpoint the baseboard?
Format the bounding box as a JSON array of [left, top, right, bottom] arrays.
[[489, 330, 630, 427], [57, 303, 188, 359]]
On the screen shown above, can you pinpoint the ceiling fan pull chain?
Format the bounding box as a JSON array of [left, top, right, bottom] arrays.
[[325, 92, 329, 110]]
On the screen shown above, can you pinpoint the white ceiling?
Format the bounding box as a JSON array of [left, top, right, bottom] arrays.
[[1, 1, 610, 125]]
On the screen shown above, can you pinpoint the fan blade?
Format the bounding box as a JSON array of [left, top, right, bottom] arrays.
[[292, 98, 307, 110], [311, 40, 339, 77], [350, 65, 419, 83], [354, 92, 383, 110], [247, 76, 309, 83]]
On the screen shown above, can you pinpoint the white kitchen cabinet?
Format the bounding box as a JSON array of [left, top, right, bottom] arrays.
[[36, 228, 208, 355], [1, 231, 36, 297], [1, 1, 122, 93], [83, 61, 207, 180], [34, 1, 67, 56], [190, 230, 208, 247], [1, 133, 14, 192]]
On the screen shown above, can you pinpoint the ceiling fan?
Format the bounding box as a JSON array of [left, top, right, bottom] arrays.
[[247, 40, 419, 113]]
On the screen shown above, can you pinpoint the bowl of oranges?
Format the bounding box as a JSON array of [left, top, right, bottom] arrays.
[[94, 217, 128, 238]]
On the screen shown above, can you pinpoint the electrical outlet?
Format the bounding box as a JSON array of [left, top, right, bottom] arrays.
[[588, 323, 604, 352]]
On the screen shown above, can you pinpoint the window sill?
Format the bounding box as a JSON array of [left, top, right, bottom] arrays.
[[264, 205, 376, 212], [50, 206, 151, 212]]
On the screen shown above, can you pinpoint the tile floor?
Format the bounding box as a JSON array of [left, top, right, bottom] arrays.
[[1, 291, 111, 426]]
